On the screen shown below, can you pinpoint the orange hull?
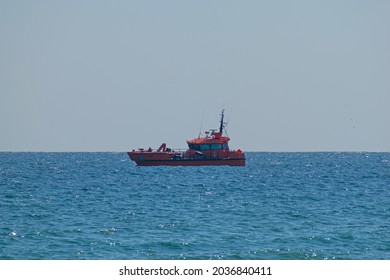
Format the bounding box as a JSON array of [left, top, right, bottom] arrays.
[[127, 152, 245, 166]]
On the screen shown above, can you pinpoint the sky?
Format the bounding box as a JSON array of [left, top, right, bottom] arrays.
[[1, 0, 389, 152]]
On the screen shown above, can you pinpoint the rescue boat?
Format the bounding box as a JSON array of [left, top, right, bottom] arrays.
[[128, 110, 245, 166]]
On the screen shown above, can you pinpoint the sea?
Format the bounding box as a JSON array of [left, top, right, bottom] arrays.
[[1, 152, 389, 260]]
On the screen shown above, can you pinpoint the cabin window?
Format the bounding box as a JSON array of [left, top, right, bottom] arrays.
[[210, 144, 222, 150], [188, 144, 200, 150], [199, 144, 211, 151], [189, 143, 224, 150]]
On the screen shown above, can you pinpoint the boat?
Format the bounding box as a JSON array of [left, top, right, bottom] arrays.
[[128, 110, 245, 166]]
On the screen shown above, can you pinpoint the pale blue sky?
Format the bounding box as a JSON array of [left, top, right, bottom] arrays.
[[1, 0, 389, 151]]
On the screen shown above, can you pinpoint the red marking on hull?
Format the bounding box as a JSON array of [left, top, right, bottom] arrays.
[[136, 161, 245, 166], [128, 155, 245, 166]]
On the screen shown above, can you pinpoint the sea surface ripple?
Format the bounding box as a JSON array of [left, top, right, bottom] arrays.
[[1, 152, 389, 259]]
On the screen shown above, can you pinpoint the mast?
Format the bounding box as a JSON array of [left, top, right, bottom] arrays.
[[219, 109, 225, 134]]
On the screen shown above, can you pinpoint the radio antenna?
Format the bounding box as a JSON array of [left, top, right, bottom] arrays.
[[198, 110, 204, 138], [219, 109, 225, 134]]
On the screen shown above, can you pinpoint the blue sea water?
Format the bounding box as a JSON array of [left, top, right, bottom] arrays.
[[0, 152, 389, 260]]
